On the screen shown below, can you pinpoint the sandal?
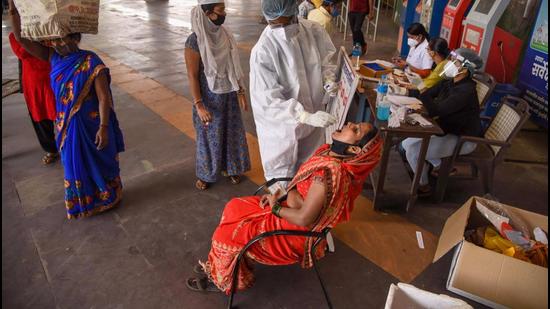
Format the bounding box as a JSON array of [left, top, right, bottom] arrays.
[[221, 171, 241, 185], [195, 179, 209, 191], [193, 264, 205, 275], [42, 152, 59, 165], [417, 185, 432, 198], [229, 175, 241, 185], [186, 276, 221, 293], [431, 167, 458, 178]]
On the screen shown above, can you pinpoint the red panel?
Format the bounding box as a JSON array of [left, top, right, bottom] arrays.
[[486, 27, 524, 83], [461, 23, 485, 54], [443, 0, 473, 50]]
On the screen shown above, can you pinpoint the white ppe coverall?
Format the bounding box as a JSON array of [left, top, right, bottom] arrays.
[[250, 18, 336, 180]]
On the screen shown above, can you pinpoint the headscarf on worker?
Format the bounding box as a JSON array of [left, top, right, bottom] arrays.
[[191, 0, 244, 94]]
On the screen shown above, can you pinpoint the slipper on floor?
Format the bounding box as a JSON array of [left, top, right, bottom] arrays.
[[195, 179, 209, 191], [186, 277, 221, 293], [229, 176, 241, 185], [431, 167, 458, 178], [193, 264, 205, 275], [417, 187, 432, 198], [42, 152, 60, 165]]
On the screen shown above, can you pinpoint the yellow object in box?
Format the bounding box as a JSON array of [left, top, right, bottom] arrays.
[[483, 227, 516, 257], [433, 196, 548, 309], [359, 62, 393, 79]]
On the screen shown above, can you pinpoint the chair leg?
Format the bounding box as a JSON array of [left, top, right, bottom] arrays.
[[312, 255, 333, 309], [485, 164, 496, 195], [434, 157, 453, 203], [471, 163, 478, 178], [227, 256, 242, 309], [478, 163, 495, 195]]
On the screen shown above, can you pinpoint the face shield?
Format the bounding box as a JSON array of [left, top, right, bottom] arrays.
[[440, 51, 475, 79]]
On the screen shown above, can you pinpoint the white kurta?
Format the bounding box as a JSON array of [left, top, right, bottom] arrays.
[[406, 39, 433, 70], [250, 19, 336, 180]]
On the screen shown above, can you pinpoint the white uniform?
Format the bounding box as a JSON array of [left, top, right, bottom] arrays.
[[250, 19, 336, 180], [406, 39, 433, 70]]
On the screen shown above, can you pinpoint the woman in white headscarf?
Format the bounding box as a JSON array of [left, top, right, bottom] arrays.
[[185, 0, 251, 190]]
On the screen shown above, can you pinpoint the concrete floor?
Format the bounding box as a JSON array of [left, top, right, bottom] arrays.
[[2, 1, 548, 308]]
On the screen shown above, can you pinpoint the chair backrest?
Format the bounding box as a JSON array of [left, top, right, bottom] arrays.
[[484, 96, 530, 155], [473, 73, 497, 109]]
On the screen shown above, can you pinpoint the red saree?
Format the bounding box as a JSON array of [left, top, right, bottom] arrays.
[[201, 135, 383, 294]]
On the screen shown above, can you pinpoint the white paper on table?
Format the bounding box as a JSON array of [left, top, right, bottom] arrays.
[[375, 59, 396, 68], [386, 95, 422, 107], [388, 83, 407, 96], [407, 113, 434, 128], [388, 106, 407, 128]]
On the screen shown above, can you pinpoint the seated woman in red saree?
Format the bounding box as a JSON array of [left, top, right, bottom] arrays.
[[187, 122, 382, 293]]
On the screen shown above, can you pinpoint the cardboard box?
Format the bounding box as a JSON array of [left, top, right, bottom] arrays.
[[359, 61, 393, 79], [385, 283, 473, 309], [434, 197, 548, 309]]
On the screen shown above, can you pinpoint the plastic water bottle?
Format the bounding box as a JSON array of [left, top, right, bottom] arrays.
[[376, 75, 389, 107], [376, 75, 390, 121], [352, 43, 362, 70]]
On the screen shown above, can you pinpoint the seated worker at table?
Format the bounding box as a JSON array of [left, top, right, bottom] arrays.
[[422, 37, 450, 89], [401, 48, 483, 196], [393, 37, 450, 94], [308, 0, 342, 33], [186, 122, 382, 293], [392, 23, 433, 78]]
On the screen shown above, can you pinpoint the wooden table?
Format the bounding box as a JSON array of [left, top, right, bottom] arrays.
[[353, 85, 444, 212]]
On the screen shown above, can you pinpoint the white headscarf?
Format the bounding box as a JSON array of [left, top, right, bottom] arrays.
[[191, 4, 244, 94]]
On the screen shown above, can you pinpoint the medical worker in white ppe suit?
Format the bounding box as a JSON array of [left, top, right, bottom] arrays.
[[250, 0, 338, 185]]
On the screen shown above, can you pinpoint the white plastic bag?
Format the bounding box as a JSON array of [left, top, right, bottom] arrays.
[[14, 0, 99, 40]]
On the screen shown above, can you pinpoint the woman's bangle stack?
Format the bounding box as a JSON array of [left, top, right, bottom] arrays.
[[271, 202, 282, 218]]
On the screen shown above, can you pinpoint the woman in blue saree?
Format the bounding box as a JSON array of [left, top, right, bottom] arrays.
[[10, 5, 125, 219]]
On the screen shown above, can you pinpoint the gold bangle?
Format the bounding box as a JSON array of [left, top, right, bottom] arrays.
[[193, 99, 202, 105]]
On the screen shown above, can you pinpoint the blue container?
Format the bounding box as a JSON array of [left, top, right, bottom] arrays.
[[482, 84, 522, 118], [377, 103, 391, 121]]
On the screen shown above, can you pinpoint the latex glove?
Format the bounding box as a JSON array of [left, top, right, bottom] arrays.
[[389, 84, 407, 96], [298, 110, 337, 127], [388, 106, 407, 128], [323, 81, 339, 97]]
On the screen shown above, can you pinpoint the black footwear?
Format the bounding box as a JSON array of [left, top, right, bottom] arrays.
[[417, 185, 432, 197], [186, 277, 222, 293]]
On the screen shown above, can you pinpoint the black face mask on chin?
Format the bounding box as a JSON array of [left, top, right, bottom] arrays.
[[212, 13, 226, 26], [330, 140, 355, 156]]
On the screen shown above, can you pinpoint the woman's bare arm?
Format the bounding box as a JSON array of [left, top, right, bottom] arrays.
[[407, 64, 431, 78], [184, 47, 212, 123], [8, 1, 50, 61], [184, 47, 202, 104], [285, 189, 304, 209], [94, 70, 112, 150], [278, 177, 326, 227]]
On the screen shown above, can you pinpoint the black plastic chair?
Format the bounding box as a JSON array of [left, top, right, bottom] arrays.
[[227, 178, 334, 309], [434, 97, 531, 202]]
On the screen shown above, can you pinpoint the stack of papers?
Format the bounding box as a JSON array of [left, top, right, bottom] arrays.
[[385, 95, 422, 107]]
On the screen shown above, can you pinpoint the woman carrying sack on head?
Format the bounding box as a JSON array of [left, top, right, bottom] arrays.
[[9, 1, 125, 219], [185, 0, 251, 191]]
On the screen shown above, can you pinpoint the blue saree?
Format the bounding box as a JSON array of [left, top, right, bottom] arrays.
[[51, 50, 125, 219]]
